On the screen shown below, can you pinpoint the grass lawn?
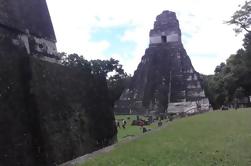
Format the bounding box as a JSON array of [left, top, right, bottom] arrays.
[[81, 109, 251, 166], [115, 115, 165, 141]]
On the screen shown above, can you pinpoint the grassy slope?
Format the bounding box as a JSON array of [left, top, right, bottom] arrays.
[[115, 115, 163, 141], [82, 109, 251, 166]]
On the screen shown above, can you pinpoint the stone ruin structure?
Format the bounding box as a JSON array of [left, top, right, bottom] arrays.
[[115, 11, 210, 115], [0, 0, 60, 62], [0, 1, 117, 166]]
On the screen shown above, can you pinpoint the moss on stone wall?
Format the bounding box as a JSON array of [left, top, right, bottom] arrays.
[[0, 37, 117, 166]]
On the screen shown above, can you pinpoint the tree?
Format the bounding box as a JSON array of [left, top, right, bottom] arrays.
[[60, 53, 91, 71], [60, 53, 129, 105], [107, 73, 131, 104], [90, 58, 130, 104], [202, 2, 251, 109], [202, 31, 251, 109], [214, 62, 226, 74], [227, 0, 251, 33], [234, 87, 246, 99]]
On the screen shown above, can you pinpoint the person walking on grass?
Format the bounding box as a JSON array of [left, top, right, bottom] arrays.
[[116, 120, 120, 129], [122, 119, 127, 129]]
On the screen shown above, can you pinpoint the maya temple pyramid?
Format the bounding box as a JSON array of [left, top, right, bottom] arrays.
[[115, 10, 210, 115]]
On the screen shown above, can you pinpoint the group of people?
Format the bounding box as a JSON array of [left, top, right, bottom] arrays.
[[116, 119, 127, 129]]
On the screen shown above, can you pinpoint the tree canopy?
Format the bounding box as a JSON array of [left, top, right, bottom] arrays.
[[59, 53, 130, 105], [227, 0, 251, 33], [203, 3, 251, 109], [203, 32, 251, 109]]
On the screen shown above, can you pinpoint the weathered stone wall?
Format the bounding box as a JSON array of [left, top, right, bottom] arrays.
[[0, 0, 56, 41], [0, 35, 117, 166], [149, 11, 181, 44], [0, 0, 58, 60]]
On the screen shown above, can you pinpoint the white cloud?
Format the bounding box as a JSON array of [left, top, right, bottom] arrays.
[[46, 0, 247, 75]]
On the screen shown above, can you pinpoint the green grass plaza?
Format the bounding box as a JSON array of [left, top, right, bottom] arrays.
[[81, 109, 251, 166]]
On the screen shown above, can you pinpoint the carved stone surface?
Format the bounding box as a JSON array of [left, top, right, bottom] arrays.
[[0, 31, 117, 166], [0, 0, 58, 59], [0, 0, 56, 41], [0, 1, 117, 166], [115, 10, 209, 115]]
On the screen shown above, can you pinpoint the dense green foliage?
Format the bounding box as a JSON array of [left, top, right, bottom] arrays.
[[203, 2, 251, 109], [81, 109, 251, 166], [59, 53, 130, 105], [203, 33, 251, 109]]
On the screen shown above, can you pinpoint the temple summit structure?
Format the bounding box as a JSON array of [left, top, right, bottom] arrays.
[[115, 11, 210, 115]]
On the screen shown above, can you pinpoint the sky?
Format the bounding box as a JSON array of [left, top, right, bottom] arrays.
[[46, 0, 246, 75]]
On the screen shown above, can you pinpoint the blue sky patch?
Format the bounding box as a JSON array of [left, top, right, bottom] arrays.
[[90, 26, 136, 58]]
